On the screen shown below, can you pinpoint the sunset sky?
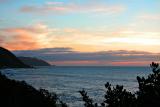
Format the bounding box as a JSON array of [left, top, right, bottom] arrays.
[[0, 0, 160, 66]]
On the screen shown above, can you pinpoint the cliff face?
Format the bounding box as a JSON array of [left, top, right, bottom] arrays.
[[0, 47, 31, 68], [18, 57, 51, 66]]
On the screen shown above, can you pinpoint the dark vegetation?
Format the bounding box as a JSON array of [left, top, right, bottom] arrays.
[[19, 56, 51, 66], [79, 62, 160, 107], [0, 72, 67, 107], [0, 47, 31, 68]]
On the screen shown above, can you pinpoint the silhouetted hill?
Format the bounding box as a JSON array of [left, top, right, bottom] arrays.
[[18, 57, 51, 66], [0, 47, 31, 68], [0, 72, 67, 107]]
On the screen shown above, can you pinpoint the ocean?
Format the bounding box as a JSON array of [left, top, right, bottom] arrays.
[[1, 66, 151, 107]]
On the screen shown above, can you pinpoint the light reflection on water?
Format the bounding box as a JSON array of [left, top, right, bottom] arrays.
[[2, 66, 150, 107]]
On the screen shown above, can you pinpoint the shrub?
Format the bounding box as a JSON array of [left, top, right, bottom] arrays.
[[79, 89, 97, 107], [103, 83, 136, 107], [136, 62, 160, 107], [80, 62, 160, 107]]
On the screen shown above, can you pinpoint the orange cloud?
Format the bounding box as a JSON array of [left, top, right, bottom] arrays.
[[4, 41, 39, 50], [1, 24, 106, 51], [1, 23, 160, 53], [0, 24, 53, 50], [2, 30, 38, 50]]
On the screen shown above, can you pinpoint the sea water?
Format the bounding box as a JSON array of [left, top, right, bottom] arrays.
[[2, 66, 151, 107]]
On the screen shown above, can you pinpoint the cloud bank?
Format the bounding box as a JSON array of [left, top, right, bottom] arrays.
[[13, 48, 159, 66]]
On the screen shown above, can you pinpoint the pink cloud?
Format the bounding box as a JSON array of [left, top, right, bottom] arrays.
[[46, 2, 64, 5], [111, 61, 151, 66], [20, 3, 125, 15], [21, 6, 71, 14]]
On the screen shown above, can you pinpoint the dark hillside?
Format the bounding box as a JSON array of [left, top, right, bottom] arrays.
[[19, 57, 51, 66], [0, 72, 67, 107], [0, 47, 31, 68]]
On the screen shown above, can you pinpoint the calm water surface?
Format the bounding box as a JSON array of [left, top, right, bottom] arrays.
[[2, 66, 151, 107]]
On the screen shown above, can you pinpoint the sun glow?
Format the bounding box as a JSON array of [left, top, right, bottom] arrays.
[[105, 37, 160, 45]]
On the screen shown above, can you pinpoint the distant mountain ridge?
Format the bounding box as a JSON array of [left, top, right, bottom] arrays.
[[0, 47, 31, 68], [18, 57, 51, 66]]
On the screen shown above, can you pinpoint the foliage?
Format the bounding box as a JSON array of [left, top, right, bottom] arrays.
[[79, 89, 97, 107], [103, 83, 136, 107], [80, 62, 160, 107], [0, 72, 67, 107], [136, 62, 160, 107]]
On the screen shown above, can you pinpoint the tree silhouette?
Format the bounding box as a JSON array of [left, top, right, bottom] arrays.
[[136, 62, 160, 107], [80, 62, 160, 107], [103, 82, 136, 107]]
